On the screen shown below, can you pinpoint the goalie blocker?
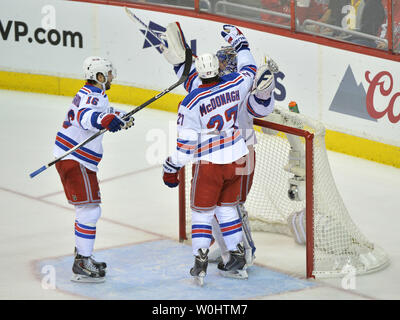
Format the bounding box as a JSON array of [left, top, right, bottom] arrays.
[[161, 22, 190, 65]]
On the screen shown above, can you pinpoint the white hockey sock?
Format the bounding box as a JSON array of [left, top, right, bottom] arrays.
[[75, 205, 101, 257], [191, 210, 214, 256], [215, 206, 243, 251]]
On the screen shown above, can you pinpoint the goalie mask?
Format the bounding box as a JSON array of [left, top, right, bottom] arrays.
[[83, 56, 116, 86], [216, 46, 237, 76]]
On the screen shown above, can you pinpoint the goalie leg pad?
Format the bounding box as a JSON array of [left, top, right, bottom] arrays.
[[287, 209, 307, 245], [236, 204, 256, 266]]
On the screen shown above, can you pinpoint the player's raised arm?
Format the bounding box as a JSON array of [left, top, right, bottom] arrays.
[[221, 25, 257, 79], [160, 22, 200, 93]]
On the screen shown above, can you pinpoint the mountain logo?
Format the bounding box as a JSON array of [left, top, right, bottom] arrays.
[[329, 65, 377, 121], [139, 21, 166, 53], [138, 20, 197, 55]]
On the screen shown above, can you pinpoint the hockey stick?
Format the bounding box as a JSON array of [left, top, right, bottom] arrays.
[[236, 205, 256, 257], [125, 7, 167, 46], [29, 47, 193, 179]]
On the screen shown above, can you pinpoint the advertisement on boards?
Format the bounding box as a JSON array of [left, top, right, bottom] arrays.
[[1, 0, 399, 147]]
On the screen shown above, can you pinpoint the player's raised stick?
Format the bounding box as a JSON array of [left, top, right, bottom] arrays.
[[29, 47, 193, 179]]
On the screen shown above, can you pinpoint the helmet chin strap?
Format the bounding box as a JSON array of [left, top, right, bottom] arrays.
[[95, 73, 108, 91]]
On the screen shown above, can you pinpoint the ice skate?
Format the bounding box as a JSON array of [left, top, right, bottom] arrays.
[[190, 248, 209, 286], [90, 255, 107, 271], [74, 247, 107, 271], [217, 242, 248, 279], [71, 254, 106, 283]]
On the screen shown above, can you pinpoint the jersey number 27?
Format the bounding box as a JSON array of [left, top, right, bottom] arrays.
[[207, 104, 238, 131]]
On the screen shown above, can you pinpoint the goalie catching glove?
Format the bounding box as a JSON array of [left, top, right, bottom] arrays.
[[252, 55, 279, 101], [162, 157, 181, 188], [160, 22, 189, 65]]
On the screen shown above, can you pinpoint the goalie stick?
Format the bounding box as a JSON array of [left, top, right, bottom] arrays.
[[125, 7, 167, 47], [29, 47, 193, 179]]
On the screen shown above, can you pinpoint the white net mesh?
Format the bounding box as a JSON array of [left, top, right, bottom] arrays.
[[182, 108, 389, 277]]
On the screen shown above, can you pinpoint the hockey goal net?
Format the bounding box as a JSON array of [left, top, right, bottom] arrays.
[[178, 107, 389, 278]]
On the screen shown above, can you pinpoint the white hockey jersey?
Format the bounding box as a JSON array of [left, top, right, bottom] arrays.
[[53, 84, 112, 172], [174, 49, 275, 147], [171, 49, 274, 167]]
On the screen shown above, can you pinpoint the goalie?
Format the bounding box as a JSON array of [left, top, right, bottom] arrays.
[[160, 22, 279, 278]]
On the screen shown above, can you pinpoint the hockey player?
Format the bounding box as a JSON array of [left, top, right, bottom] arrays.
[[162, 24, 275, 284], [54, 56, 134, 282], [211, 47, 279, 267], [161, 23, 277, 275]]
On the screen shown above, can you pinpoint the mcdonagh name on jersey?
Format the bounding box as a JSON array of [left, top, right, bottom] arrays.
[[200, 90, 240, 116]]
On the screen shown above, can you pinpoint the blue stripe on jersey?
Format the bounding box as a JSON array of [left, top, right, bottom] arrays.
[[79, 90, 88, 95], [77, 108, 92, 127], [176, 138, 197, 155], [247, 96, 272, 118], [177, 138, 196, 144], [247, 101, 264, 118], [84, 84, 102, 93], [57, 132, 103, 158], [240, 65, 257, 76], [184, 68, 198, 93], [182, 72, 240, 108], [91, 112, 103, 130], [187, 78, 244, 110], [254, 94, 272, 106], [194, 131, 243, 158], [55, 141, 99, 166]]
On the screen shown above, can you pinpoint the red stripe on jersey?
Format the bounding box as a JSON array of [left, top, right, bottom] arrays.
[[56, 136, 102, 163]]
